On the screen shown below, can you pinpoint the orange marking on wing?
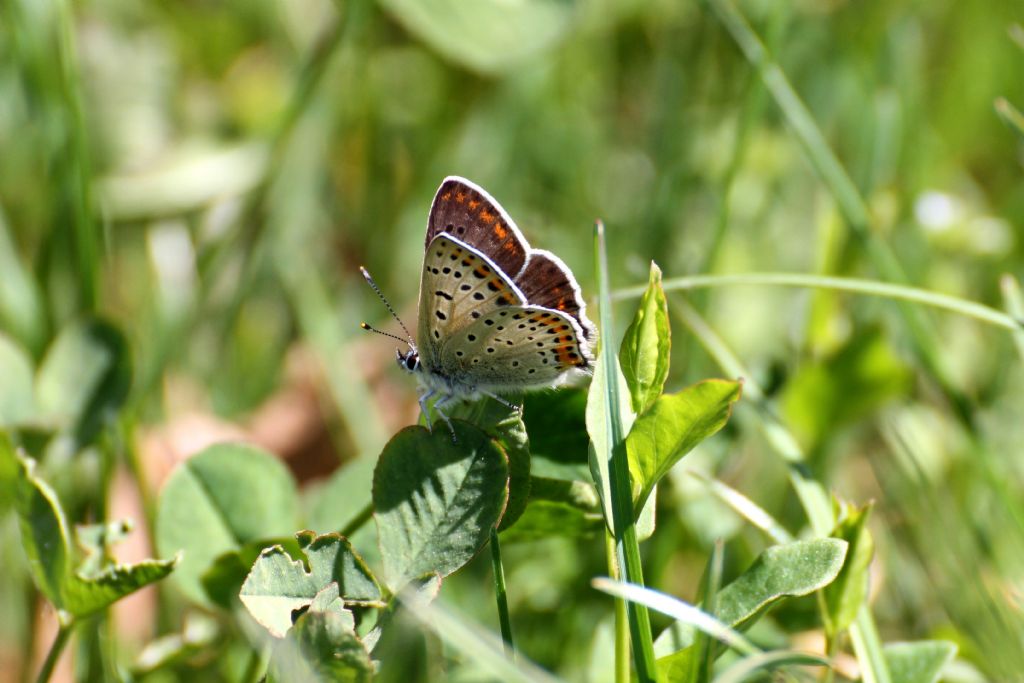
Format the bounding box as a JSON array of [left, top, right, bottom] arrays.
[[480, 209, 494, 223], [468, 199, 480, 209], [455, 191, 466, 203], [442, 191, 452, 201], [503, 241, 517, 251], [494, 225, 508, 239]]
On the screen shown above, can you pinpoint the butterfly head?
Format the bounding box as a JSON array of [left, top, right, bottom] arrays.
[[396, 347, 420, 374]]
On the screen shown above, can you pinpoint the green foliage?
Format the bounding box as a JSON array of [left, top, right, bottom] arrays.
[[373, 421, 509, 591], [880, 641, 957, 683], [155, 443, 300, 606], [8, 442, 175, 619], [626, 379, 741, 517], [823, 501, 875, 637], [620, 262, 671, 416], [0, 334, 34, 427], [653, 539, 848, 676]]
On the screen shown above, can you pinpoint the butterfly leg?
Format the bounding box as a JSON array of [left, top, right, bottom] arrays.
[[432, 395, 457, 442], [418, 388, 436, 431], [482, 391, 522, 414]]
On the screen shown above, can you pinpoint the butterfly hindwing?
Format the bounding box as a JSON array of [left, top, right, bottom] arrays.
[[512, 250, 596, 345], [417, 234, 527, 372], [433, 305, 590, 390]]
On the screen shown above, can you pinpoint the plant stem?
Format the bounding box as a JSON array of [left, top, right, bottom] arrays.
[[613, 272, 1023, 333], [595, 222, 657, 682], [241, 645, 270, 683], [489, 528, 515, 658], [35, 618, 73, 683], [605, 532, 629, 683], [339, 501, 374, 538]]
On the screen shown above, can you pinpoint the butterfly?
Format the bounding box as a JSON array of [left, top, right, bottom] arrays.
[[362, 176, 597, 432]]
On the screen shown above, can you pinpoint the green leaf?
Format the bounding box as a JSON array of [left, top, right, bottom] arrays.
[[132, 614, 219, 676], [619, 261, 670, 415], [824, 502, 875, 637], [878, 641, 957, 683], [0, 333, 35, 427], [200, 536, 306, 609], [373, 421, 509, 591], [306, 456, 375, 534], [449, 397, 531, 532], [585, 353, 635, 526], [626, 380, 742, 516], [155, 442, 299, 606], [271, 584, 373, 683], [499, 476, 602, 542], [654, 539, 848, 664], [523, 388, 590, 470], [35, 318, 132, 447], [240, 532, 382, 638], [376, 0, 574, 75], [12, 446, 176, 617]]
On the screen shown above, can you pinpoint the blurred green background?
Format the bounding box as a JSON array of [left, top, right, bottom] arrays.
[[2, 0, 1024, 680]]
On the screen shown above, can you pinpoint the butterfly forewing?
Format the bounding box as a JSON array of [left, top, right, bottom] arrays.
[[427, 178, 529, 282], [417, 234, 527, 372]]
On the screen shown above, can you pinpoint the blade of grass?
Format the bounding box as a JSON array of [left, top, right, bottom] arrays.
[[690, 472, 795, 545], [702, 0, 974, 431], [592, 578, 759, 657], [674, 298, 891, 683], [995, 98, 1024, 139], [613, 272, 1023, 334], [713, 650, 830, 683], [999, 275, 1024, 362], [489, 528, 515, 658], [398, 592, 562, 683], [594, 221, 657, 682]]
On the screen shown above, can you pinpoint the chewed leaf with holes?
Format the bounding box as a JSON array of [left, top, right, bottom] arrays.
[[240, 532, 382, 638]]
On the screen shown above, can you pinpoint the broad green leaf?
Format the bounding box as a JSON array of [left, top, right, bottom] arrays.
[[523, 388, 590, 469], [714, 650, 830, 683], [35, 318, 132, 447], [373, 421, 509, 591], [155, 443, 299, 606], [240, 532, 382, 638], [200, 535, 306, 609], [585, 353, 635, 526], [619, 262, 670, 415], [878, 641, 957, 683], [13, 448, 176, 617], [626, 380, 742, 516], [824, 502, 874, 637], [306, 456, 375, 534], [271, 584, 372, 683], [12, 447, 69, 608], [654, 539, 848, 666], [0, 333, 34, 427], [450, 397, 531, 531], [376, 0, 573, 75], [500, 476, 602, 542]]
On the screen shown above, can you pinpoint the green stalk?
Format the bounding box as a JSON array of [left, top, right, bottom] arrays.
[[594, 222, 656, 682], [605, 532, 630, 683], [702, 0, 974, 430], [35, 618, 73, 683], [489, 528, 515, 658], [613, 272, 1023, 333], [339, 500, 374, 538], [1000, 275, 1024, 362], [995, 97, 1024, 138], [675, 299, 891, 682]]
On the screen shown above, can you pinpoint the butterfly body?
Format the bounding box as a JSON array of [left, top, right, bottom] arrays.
[[386, 177, 597, 429]]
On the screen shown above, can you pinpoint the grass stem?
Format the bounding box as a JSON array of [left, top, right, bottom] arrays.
[[595, 222, 657, 682], [489, 528, 515, 658], [35, 618, 73, 683]]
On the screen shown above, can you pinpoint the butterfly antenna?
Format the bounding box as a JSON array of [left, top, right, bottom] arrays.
[[359, 322, 412, 345], [359, 266, 415, 345]]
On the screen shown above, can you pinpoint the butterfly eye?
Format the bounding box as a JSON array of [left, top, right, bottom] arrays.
[[404, 353, 420, 372]]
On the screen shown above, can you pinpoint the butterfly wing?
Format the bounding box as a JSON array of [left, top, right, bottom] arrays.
[[427, 176, 597, 348], [416, 234, 527, 373], [435, 304, 591, 391]]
